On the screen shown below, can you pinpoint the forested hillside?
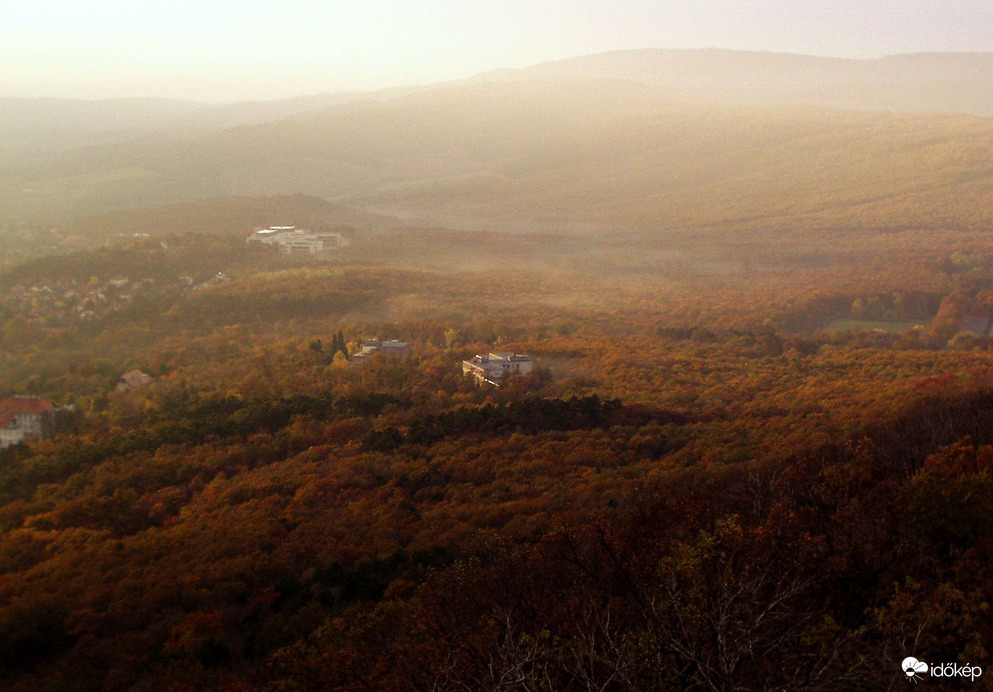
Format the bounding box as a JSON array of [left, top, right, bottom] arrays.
[[3, 47, 993, 691], [0, 217, 992, 688]]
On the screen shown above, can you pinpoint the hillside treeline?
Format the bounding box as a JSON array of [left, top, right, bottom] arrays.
[[0, 227, 992, 689]]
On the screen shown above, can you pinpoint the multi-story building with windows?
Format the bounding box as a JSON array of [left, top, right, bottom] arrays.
[[462, 352, 534, 386], [0, 397, 56, 448], [247, 226, 345, 254]]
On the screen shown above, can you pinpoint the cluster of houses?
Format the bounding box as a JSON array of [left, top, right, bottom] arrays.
[[343, 338, 535, 386], [4, 276, 159, 327], [0, 369, 153, 449], [0, 226, 89, 266], [0, 345, 536, 450], [0, 396, 73, 449], [342, 335, 535, 386], [247, 226, 346, 255], [326, 337, 535, 387], [462, 352, 534, 386], [3, 270, 238, 335]]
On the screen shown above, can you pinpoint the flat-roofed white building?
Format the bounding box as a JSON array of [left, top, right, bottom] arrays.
[[462, 352, 534, 386], [349, 338, 412, 367], [247, 226, 345, 254]]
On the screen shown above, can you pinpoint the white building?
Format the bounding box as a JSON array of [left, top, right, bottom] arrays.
[[0, 396, 55, 448], [247, 226, 345, 255], [462, 352, 534, 386], [349, 339, 411, 367]]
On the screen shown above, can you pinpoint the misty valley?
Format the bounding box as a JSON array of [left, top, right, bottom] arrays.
[[1, 50, 993, 690]]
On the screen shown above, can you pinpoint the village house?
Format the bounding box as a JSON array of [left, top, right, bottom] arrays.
[[462, 352, 534, 386], [117, 370, 154, 391], [0, 396, 55, 448]]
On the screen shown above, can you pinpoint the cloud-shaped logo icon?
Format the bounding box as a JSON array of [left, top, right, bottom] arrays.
[[903, 657, 928, 682]]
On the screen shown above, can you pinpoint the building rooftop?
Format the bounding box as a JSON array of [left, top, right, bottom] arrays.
[[118, 370, 154, 389], [0, 396, 55, 427]]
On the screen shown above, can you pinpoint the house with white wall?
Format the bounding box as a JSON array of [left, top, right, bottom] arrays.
[[462, 352, 534, 386], [0, 396, 56, 448]]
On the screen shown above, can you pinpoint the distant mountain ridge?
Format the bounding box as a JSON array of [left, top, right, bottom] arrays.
[[4, 48, 993, 233], [5, 48, 992, 152], [0, 92, 406, 158], [477, 49, 993, 116]]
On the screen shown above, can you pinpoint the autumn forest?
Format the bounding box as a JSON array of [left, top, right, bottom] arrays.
[[2, 51, 993, 690]]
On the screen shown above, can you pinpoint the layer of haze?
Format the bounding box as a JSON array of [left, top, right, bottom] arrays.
[[3, 0, 993, 101]]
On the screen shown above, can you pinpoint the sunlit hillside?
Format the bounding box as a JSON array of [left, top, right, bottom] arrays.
[[495, 49, 993, 115], [5, 50, 993, 232]]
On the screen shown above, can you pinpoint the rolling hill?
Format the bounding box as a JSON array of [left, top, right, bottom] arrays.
[[0, 92, 394, 159], [4, 49, 993, 238], [485, 49, 993, 116], [62, 195, 399, 242]]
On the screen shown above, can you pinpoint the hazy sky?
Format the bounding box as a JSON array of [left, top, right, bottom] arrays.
[[2, 0, 992, 101]]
